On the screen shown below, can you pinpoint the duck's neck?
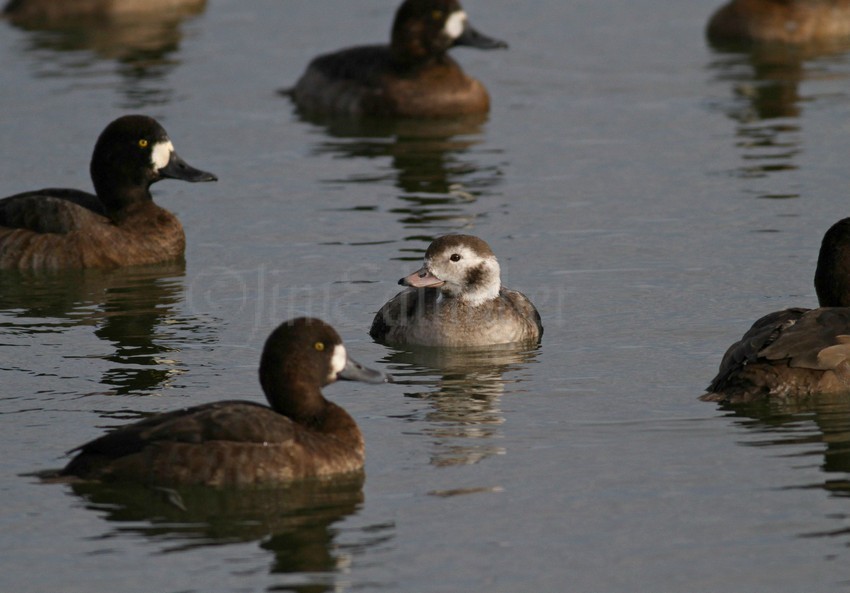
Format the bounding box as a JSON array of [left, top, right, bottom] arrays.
[[266, 376, 321, 416], [391, 49, 450, 70], [447, 283, 499, 307], [264, 377, 359, 436], [268, 385, 362, 456], [389, 24, 451, 70], [814, 218, 850, 307], [94, 183, 155, 223]]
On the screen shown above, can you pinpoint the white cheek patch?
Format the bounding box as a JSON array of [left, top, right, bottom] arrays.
[[457, 246, 475, 261], [444, 10, 467, 40], [329, 344, 348, 379], [151, 140, 174, 171]]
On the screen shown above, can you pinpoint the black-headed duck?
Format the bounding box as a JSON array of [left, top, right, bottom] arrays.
[[707, 0, 850, 44], [702, 218, 850, 403], [370, 235, 543, 347], [0, 115, 216, 270], [289, 0, 507, 118], [61, 317, 391, 486]]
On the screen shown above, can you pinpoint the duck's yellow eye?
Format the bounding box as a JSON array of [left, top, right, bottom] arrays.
[[314, 341, 325, 352], [138, 139, 148, 148], [432, 9, 443, 20]]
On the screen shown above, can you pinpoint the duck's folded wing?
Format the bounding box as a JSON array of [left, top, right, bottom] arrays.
[[500, 287, 543, 338], [369, 287, 435, 340], [0, 190, 105, 234], [307, 45, 390, 83], [292, 46, 391, 115], [708, 307, 808, 392], [758, 307, 850, 370], [66, 402, 294, 460]]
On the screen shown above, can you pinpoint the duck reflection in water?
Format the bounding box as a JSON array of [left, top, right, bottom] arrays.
[[298, 114, 503, 237], [0, 263, 197, 396], [64, 474, 385, 591], [705, 1, 850, 194], [3, 0, 209, 107], [381, 343, 540, 469], [710, 394, 850, 541]]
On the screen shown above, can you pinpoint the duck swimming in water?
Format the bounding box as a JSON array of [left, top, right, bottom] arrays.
[[0, 115, 216, 270], [707, 0, 850, 45], [288, 0, 507, 118], [703, 218, 850, 403], [370, 235, 542, 347], [61, 318, 391, 486]]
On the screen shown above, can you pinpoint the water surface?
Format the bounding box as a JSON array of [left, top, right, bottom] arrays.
[[3, 1, 850, 591]]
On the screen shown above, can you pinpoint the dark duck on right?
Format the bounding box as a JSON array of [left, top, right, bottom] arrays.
[[703, 218, 850, 403]]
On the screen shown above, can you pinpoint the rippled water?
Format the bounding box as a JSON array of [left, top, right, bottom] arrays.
[[4, 0, 850, 591]]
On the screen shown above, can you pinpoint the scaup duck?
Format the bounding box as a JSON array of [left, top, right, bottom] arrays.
[[370, 235, 542, 347], [707, 0, 850, 44], [702, 218, 850, 403], [61, 318, 391, 486], [288, 0, 507, 118], [0, 115, 216, 270]]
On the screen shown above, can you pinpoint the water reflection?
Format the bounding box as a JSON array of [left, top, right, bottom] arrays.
[[381, 344, 539, 469], [63, 474, 381, 592], [706, 39, 850, 197], [3, 1, 207, 108], [0, 263, 204, 395], [296, 112, 503, 249], [713, 394, 850, 540]]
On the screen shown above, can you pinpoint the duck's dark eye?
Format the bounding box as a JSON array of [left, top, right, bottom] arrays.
[[314, 341, 325, 352], [432, 9, 443, 20], [450, 253, 461, 262], [138, 139, 148, 148]]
